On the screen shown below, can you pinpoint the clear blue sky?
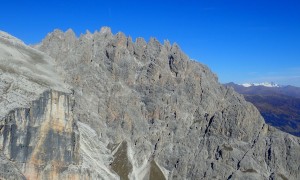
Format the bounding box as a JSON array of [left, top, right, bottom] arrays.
[[1, 0, 300, 86]]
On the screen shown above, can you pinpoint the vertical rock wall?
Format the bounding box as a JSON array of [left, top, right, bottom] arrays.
[[0, 90, 80, 179]]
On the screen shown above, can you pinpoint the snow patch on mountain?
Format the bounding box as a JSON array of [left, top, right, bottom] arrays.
[[241, 82, 280, 88]]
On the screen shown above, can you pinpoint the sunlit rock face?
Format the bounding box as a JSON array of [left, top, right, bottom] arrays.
[[35, 27, 300, 180], [0, 28, 300, 180]]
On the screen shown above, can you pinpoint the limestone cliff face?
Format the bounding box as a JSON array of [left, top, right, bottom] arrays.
[[0, 28, 300, 180], [0, 90, 80, 179]]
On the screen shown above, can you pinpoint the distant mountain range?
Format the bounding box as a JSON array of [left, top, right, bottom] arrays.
[[226, 82, 300, 136], [240, 82, 281, 88]]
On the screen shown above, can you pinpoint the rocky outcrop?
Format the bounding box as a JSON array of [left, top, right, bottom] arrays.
[[0, 28, 300, 179]]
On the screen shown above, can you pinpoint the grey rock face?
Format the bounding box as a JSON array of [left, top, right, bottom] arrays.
[[0, 28, 300, 179], [0, 154, 26, 180], [34, 27, 300, 180]]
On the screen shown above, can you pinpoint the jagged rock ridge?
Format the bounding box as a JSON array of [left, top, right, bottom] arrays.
[[0, 27, 300, 179]]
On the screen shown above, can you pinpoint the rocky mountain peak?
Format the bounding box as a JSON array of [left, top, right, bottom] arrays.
[[1, 28, 300, 179], [39, 28, 186, 58], [100, 26, 112, 34]]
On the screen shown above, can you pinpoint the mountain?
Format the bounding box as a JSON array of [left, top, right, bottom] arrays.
[[0, 28, 300, 180], [227, 82, 300, 98], [241, 82, 280, 88], [226, 82, 300, 136]]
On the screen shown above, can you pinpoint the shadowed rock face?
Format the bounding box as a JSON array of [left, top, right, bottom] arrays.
[[111, 141, 132, 180], [149, 160, 166, 180], [0, 28, 300, 179]]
